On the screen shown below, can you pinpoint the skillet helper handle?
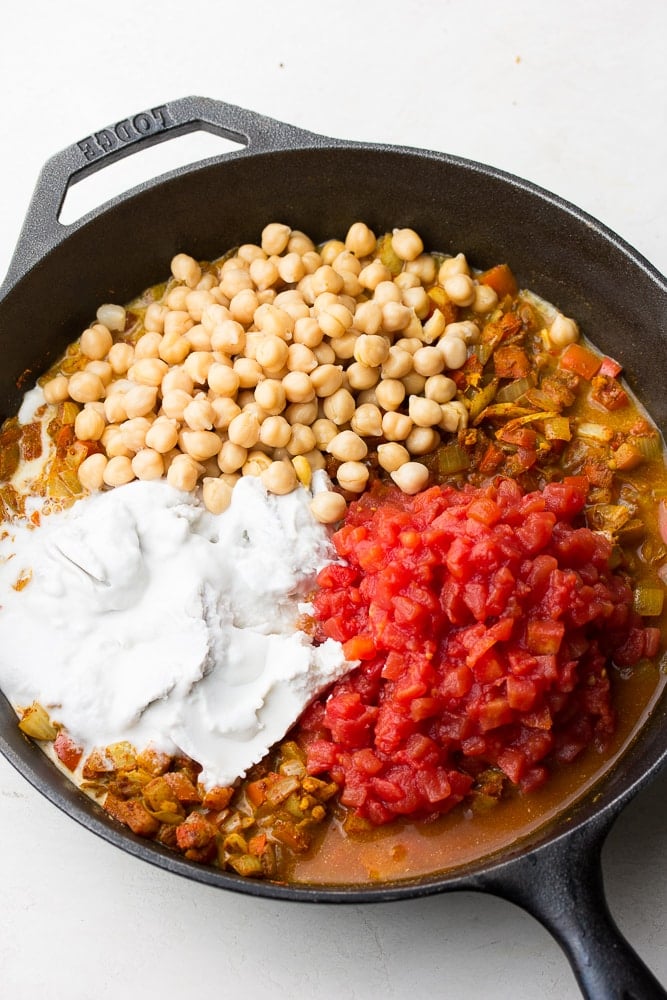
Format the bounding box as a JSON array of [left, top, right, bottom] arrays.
[[3, 95, 318, 293], [481, 821, 667, 1000]]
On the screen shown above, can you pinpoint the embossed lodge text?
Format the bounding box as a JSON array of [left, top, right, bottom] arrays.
[[77, 105, 175, 162]]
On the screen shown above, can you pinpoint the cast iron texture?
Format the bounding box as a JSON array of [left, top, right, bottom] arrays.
[[1, 97, 666, 999]]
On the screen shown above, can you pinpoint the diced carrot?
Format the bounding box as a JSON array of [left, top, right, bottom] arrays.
[[559, 343, 602, 380], [478, 263, 518, 298], [598, 355, 623, 378]]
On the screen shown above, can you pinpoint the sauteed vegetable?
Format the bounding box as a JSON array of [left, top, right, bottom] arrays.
[[1, 221, 666, 884]]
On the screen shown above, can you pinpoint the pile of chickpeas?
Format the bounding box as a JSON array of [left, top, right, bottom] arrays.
[[41, 221, 531, 523]]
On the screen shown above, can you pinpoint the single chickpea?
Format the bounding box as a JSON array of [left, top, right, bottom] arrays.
[[439, 401, 468, 433], [233, 357, 264, 389], [201, 302, 232, 333], [332, 250, 362, 276], [229, 288, 259, 326], [394, 271, 421, 290], [421, 309, 447, 344], [242, 450, 273, 477], [444, 273, 475, 307], [444, 321, 481, 344], [319, 239, 346, 265], [237, 243, 266, 263], [408, 395, 444, 428], [277, 252, 306, 284], [274, 290, 309, 321], [185, 289, 215, 322], [185, 324, 212, 352], [402, 371, 427, 395], [211, 319, 246, 355], [219, 267, 253, 300], [375, 378, 406, 412], [345, 222, 377, 257], [145, 416, 180, 453], [163, 310, 194, 341], [256, 335, 290, 373], [401, 285, 431, 319], [183, 398, 216, 431], [80, 324, 113, 360], [425, 374, 457, 403], [382, 346, 414, 379], [382, 411, 413, 441], [405, 253, 438, 285], [327, 430, 368, 462], [165, 285, 191, 311], [318, 303, 354, 340], [313, 342, 337, 365], [132, 449, 165, 481], [377, 442, 410, 472], [160, 363, 194, 393], [250, 257, 280, 291], [68, 371, 106, 403], [358, 260, 392, 291], [161, 388, 193, 421], [261, 460, 298, 495], [311, 417, 338, 450], [228, 411, 260, 449], [85, 361, 113, 386], [336, 461, 369, 493], [43, 375, 70, 404], [354, 300, 383, 335], [167, 453, 202, 491], [310, 363, 344, 397], [285, 399, 318, 425], [391, 227, 424, 261], [144, 302, 168, 333], [159, 332, 191, 365], [218, 440, 248, 474], [293, 316, 324, 348], [261, 223, 291, 255], [102, 426, 132, 458], [413, 346, 445, 377], [390, 461, 429, 495], [472, 283, 498, 314], [346, 361, 380, 391], [77, 452, 108, 491], [96, 304, 126, 332], [301, 448, 327, 473], [282, 370, 315, 403], [107, 342, 135, 375], [286, 423, 317, 456], [103, 455, 135, 487], [202, 476, 234, 515], [354, 334, 390, 368], [122, 384, 158, 419], [330, 331, 358, 361], [438, 336, 468, 371], [309, 490, 347, 524], [205, 363, 239, 398], [171, 253, 202, 288], [373, 280, 401, 306], [549, 313, 579, 348], [323, 387, 356, 425], [120, 416, 152, 453], [74, 408, 106, 442], [254, 379, 287, 415], [310, 265, 344, 298], [288, 230, 316, 255], [210, 396, 242, 431], [103, 392, 129, 425], [406, 426, 440, 456], [438, 253, 470, 283], [351, 403, 383, 437], [259, 414, 292, 449], [254, 303, 294, 340], [128, 358, 168, 387]]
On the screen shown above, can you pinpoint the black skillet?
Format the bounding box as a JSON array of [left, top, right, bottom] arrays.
[[0, 96, 666, 1000]]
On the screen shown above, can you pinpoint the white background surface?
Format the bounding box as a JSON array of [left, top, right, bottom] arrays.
[[0, 2, 666, 998]]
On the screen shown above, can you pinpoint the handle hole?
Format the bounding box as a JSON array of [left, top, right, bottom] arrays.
[[59, 129, 245, 225]]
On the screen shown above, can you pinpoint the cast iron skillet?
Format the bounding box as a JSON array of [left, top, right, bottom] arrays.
[[0, 96, 666, 1000]]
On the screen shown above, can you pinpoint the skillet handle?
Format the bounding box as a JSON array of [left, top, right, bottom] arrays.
[[479, 817, 667, 1000], [2, 95, 319, 293]]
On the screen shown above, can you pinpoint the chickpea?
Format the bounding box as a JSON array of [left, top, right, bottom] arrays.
[[77, 452, 108, 491], [159, 332, 191, 366], [293, 316, 324, 348], [96, 304, 126, 332], [390, 461, 429, 495], [313, 342, 337, 365], [230, 289, 259, 326], [351, 403, 383, 437], [408, 395, 443, 427], [405, 253, 438, 285], [261, 460, 297, 495], [68, 371, 106, 403], [549, 313, 579, 348], [106, 342, 134, 375], [438, 336, 468, 371], [171, 253, 202, 288], [444, 321, 481, 344], [377, 442, 410, 472], [210, 396, 242, 431], [282, 370, 315, 403], [167, 453, 202, 491], [120, 416, 152, 452], [309, 490, 347, 524], [185, 289, 215, 322], [405, 426, 440, 456], [444, 273, 475, 307], [250, 257, 280, 291], [85, 361, 113, 387], [201, 302, 232, 333], [183, 351, 214, 386], [309, 363, 344, 397], [382, 346, 414, 379], [242, 450, 273, 477], [102, 425, 132, 458], [277, 252, 306, 284], [144, 302, 168, 333], [401, 285, 431, 319], [286, 423, 316, 456], [346, 361, 380, 391], [202, 476, 234, 515], [382, 411, 413, 441], [439, 401, 468, 433], [161, 388, 193, 421], [358, 259, 392, 291], [345, 222, 376, 257], [254, 303, 294, 340], [74, 408, 106, 442], [425, 374, 457, 404], [219, 267, 253, 301], [285, 399, 318, 425], [132, 449, 165, 481], [274, 290, 309, 321], [333, 250, 362, 276], [422, 308, 447, 344], [438, 253, 470, 282], [383, 301, 414, 336], [391, 227, 424, 261], [254, 379, 286, 415], [218, 440, 248, 474], [165, 286, 191, 311], [237, 243, 266, 264], [80, 324, 113, 360], [336, 461, 369, 493], [183, 398, 216, 431], [123, 384, 158, 419], [330, 331, 358, 361], [327, 430, 368, 462], [375, 378, 406, 412], [319, 239, 346, 265], [128, 358, 168, 387], [323, 387, 355, 425], [185, 324, 212, 352], [354, 300, 383, 335], [288, 230, 316, 256], [354, 333, 390, 368], [211, 319, 246, 355], [228, 411, 260, 449], [43, 375, 70, 404], [259, 414, 292, 449], [402, 371, 427, 396], [256, 335, 290, 373], [472, 283, 498, 314], [103, 392, 129, 425], [233, 357, 264, 389], [318, 303, 354, 340], [103, 455, 135, 487], [311, 418, 338, 450], [145, 416, 180, 453], [413, 346, 445, 377], [261, 223, 291, 255]]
